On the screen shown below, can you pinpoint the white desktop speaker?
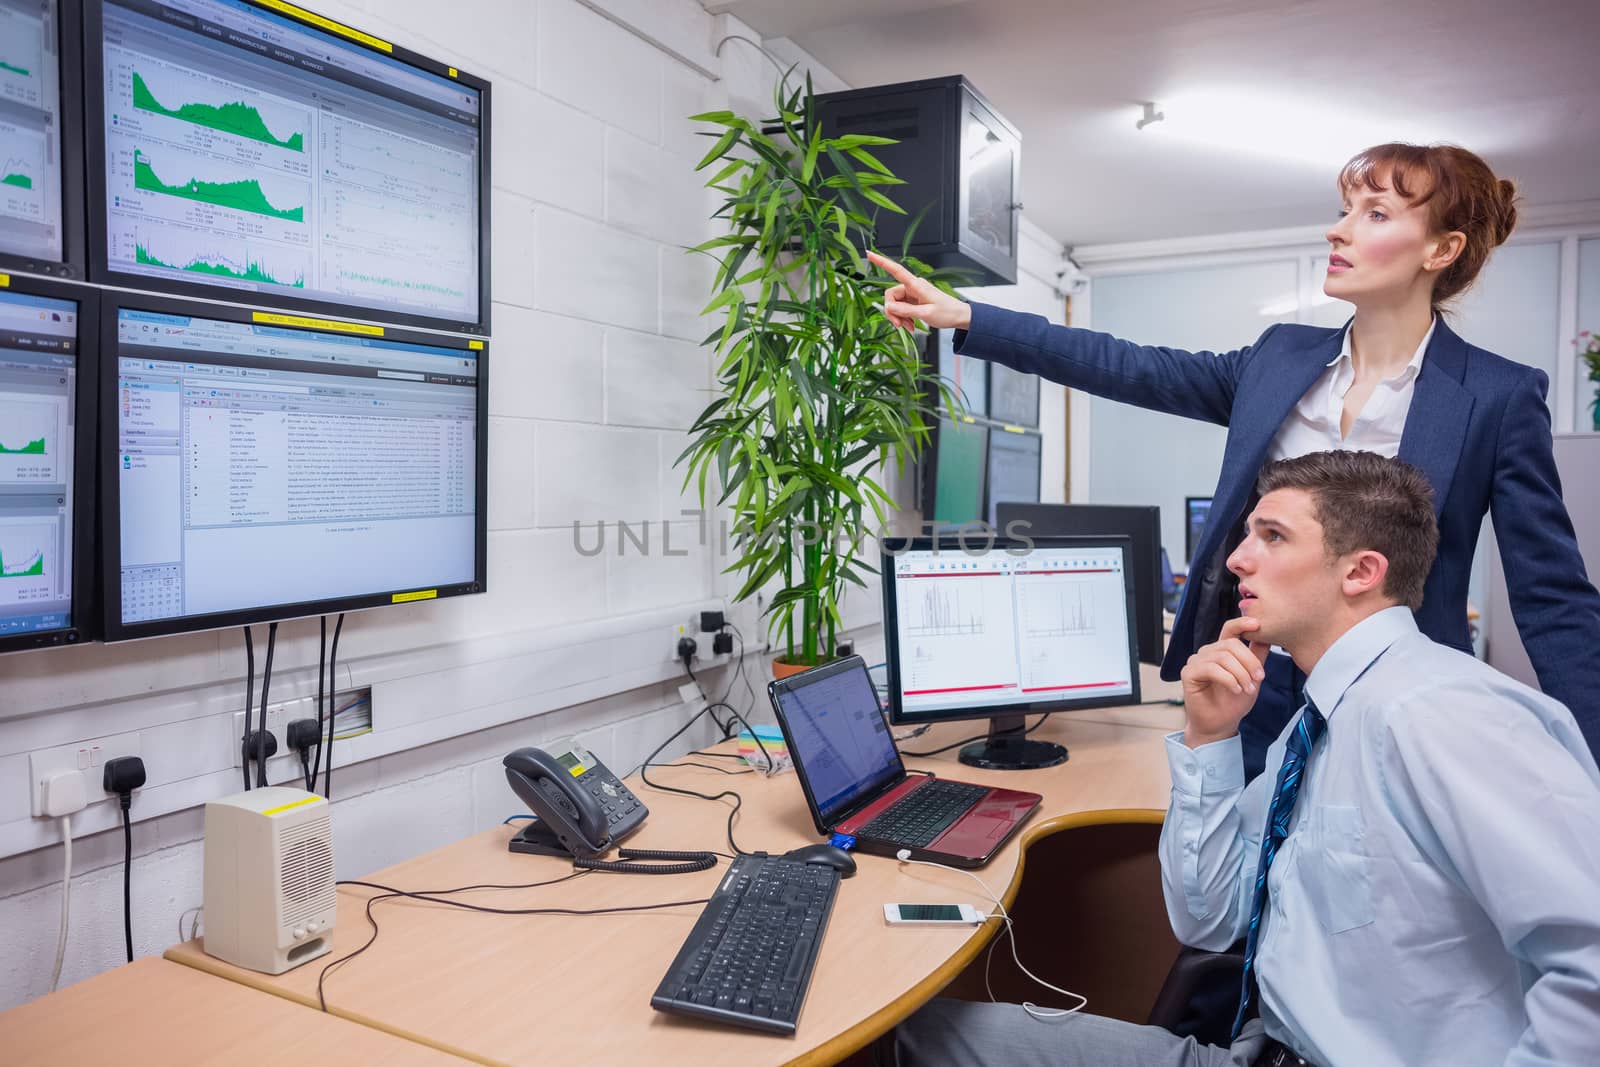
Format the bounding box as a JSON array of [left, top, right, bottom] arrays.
[[203, 786, 336, 974]]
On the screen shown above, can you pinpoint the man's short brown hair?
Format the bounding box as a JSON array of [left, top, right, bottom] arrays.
[[1255, 451, 1439, 610]]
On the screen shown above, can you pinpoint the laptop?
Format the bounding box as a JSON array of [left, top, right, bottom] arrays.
[[767, 656, 1042, 869]]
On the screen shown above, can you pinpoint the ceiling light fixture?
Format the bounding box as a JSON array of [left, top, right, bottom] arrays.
[[1135, 101, 1165, 130]]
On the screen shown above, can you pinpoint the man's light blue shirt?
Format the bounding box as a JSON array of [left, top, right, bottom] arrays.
[[1158, 606, 1600, 1067]]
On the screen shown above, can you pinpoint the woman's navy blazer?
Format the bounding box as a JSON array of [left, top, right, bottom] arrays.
[[954, 301, 1600, 751]]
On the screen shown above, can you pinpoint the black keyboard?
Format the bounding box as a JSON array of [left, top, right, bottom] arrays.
[[860, 779, 988, 847], [650, 853, 840, 1034]]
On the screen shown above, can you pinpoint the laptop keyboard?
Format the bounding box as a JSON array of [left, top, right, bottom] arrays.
[[860, 779, 989, 847]]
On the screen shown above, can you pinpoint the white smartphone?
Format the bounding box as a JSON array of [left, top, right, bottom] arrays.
[[883, 902, 985, 925]]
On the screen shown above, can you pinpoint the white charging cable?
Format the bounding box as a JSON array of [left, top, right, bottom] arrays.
[[894, 849, 1087, 1020], [50, 814, 73, 992]]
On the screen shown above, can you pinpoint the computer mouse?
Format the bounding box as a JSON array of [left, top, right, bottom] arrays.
[[782, 843, 857, 877]]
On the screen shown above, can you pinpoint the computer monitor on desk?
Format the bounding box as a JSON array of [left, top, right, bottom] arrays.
[[880, 535, 1141, 770]]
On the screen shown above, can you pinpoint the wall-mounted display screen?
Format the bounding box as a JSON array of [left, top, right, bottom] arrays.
[[985, 428, 1040, 526], [87, 0, 489, 331], [1, 0, 84, 273], [921, 416, 988, 526], [101, 296, 487, 639], [987, 361, 1038, 428], [0, 276, 97, 653]]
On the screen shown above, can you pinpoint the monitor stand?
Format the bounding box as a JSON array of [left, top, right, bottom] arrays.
[[958, 713, 1067, 770]]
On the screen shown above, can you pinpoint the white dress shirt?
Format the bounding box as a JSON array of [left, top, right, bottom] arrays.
[[1267, 318, 1436, 462], [1159, 607, 1600, 1067]]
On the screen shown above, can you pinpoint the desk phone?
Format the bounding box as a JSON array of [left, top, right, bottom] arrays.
[[503, 744, 647, 858]]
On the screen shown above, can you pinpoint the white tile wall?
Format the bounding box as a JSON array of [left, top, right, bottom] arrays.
[[533, 206, 660, 332], [605, 328, 710, 430], [536, 0, 663, 144], [533, 421, 662, 526], [489, 305, 605, 423]]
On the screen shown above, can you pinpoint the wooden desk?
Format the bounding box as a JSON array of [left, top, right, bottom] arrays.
[[0, 957, 469, 1066], [166, 697, 1178, 1067]]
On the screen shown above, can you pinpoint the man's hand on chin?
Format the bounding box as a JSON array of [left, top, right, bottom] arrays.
[[1180, 616, 1271, 749]]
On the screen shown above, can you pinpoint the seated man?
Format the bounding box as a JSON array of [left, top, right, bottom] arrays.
[[895, 450, 1600, 1066]]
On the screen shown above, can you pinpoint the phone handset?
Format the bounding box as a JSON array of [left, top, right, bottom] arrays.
[[502, 744, 714, 875]]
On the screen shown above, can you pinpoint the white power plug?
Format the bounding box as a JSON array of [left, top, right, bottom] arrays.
[[41, 771, 88, 818]]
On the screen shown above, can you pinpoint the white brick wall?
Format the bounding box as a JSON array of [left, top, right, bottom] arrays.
[[0, 0, 841, 1012]]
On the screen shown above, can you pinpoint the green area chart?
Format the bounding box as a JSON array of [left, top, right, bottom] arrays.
[[0, 60, 29, 77], [0, 436, 46, 454], [133, 148, 304, 222], [0, 548, 45, 578], [1, 172, 31, 190], [137, 242, 304, 288], [132, 70, 304, 152]]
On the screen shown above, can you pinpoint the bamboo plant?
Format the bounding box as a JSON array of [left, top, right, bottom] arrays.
[[678, 73, 960, 668]]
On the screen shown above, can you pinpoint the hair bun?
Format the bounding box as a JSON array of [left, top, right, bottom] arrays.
[[1494, 178, 1519, 245]]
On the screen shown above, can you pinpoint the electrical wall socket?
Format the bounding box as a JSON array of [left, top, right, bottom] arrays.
[[29, 730, 143, 817], [232, 694, 318, 769], [670, 619, 696, 664]]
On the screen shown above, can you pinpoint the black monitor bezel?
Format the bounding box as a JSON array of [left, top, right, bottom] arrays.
[[1185, 495, 1213, 565], [994, 502, 1164, 667], [81, 0, 492, 335], [0, 0, 89, 279], [97, 289, 488, 641], [0, 273, 100, 653], [879, 533, 1142, 726]]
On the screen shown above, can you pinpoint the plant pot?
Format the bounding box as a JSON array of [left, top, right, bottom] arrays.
[[771, 655, 821, 680]]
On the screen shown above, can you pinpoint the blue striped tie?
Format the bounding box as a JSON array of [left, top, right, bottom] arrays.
[[1232, 698, 1327, 1038]]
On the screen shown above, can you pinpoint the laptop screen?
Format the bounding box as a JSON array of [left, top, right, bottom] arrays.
[[771, 662, 903, 826]]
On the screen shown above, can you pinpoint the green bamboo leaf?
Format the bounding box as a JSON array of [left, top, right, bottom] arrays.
[[695, 128, 741, 171]]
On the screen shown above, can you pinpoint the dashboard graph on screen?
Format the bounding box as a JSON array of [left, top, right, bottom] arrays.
[[0, 0, 65, 264], [0, 518, 54, 604], [95, 0, 484, 327], [0, 395, 63, 482]]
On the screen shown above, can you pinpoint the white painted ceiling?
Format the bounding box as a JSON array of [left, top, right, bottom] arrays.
[[703, 0, 1600, 247]]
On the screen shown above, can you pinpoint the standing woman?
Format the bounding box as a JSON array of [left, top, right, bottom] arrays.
[[871, 142, 1600, 778]]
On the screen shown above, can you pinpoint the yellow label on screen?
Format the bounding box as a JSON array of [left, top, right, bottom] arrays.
[[0, 274, 9, 287], [468, 339, 483, 350], [392, 589, 438, 603], [263, 795, 324, 816], [567, 762, 587, 777], [252, 311, 383, 336], [448, 66, 458, 78], [960, 415, 976, 424], [254, 0, 393, 52], [1002, 425, 1026, 434]]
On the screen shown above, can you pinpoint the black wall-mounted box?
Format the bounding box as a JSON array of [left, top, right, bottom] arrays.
[[815, 75, 1021, 287]]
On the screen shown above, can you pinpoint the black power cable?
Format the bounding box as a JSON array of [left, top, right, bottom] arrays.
[[255, 622, 278, 788], [321, 613, 344, 797], [241, 627, 255, 791], [316, 615, 327, 790], [315, 870, 715, 1012], [103, 757, 146, 963]]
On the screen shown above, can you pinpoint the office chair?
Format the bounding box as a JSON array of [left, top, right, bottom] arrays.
[[1145, 945, 1245, 1045]]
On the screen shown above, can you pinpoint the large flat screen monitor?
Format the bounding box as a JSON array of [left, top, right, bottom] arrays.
[[985, 427, 1040, 526], [86, 0, 490, 332], [881, 535, 1140, 769], [1185, 495, 1212, 567], [0, 275, 96, 653], [929, 328, 986, 418], [1, 0, 86, 276], [920, 416, 988, 526], [987, 361, 1037, 428], [101, 295, 486, 640], [994, 502, 1164, 667]]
